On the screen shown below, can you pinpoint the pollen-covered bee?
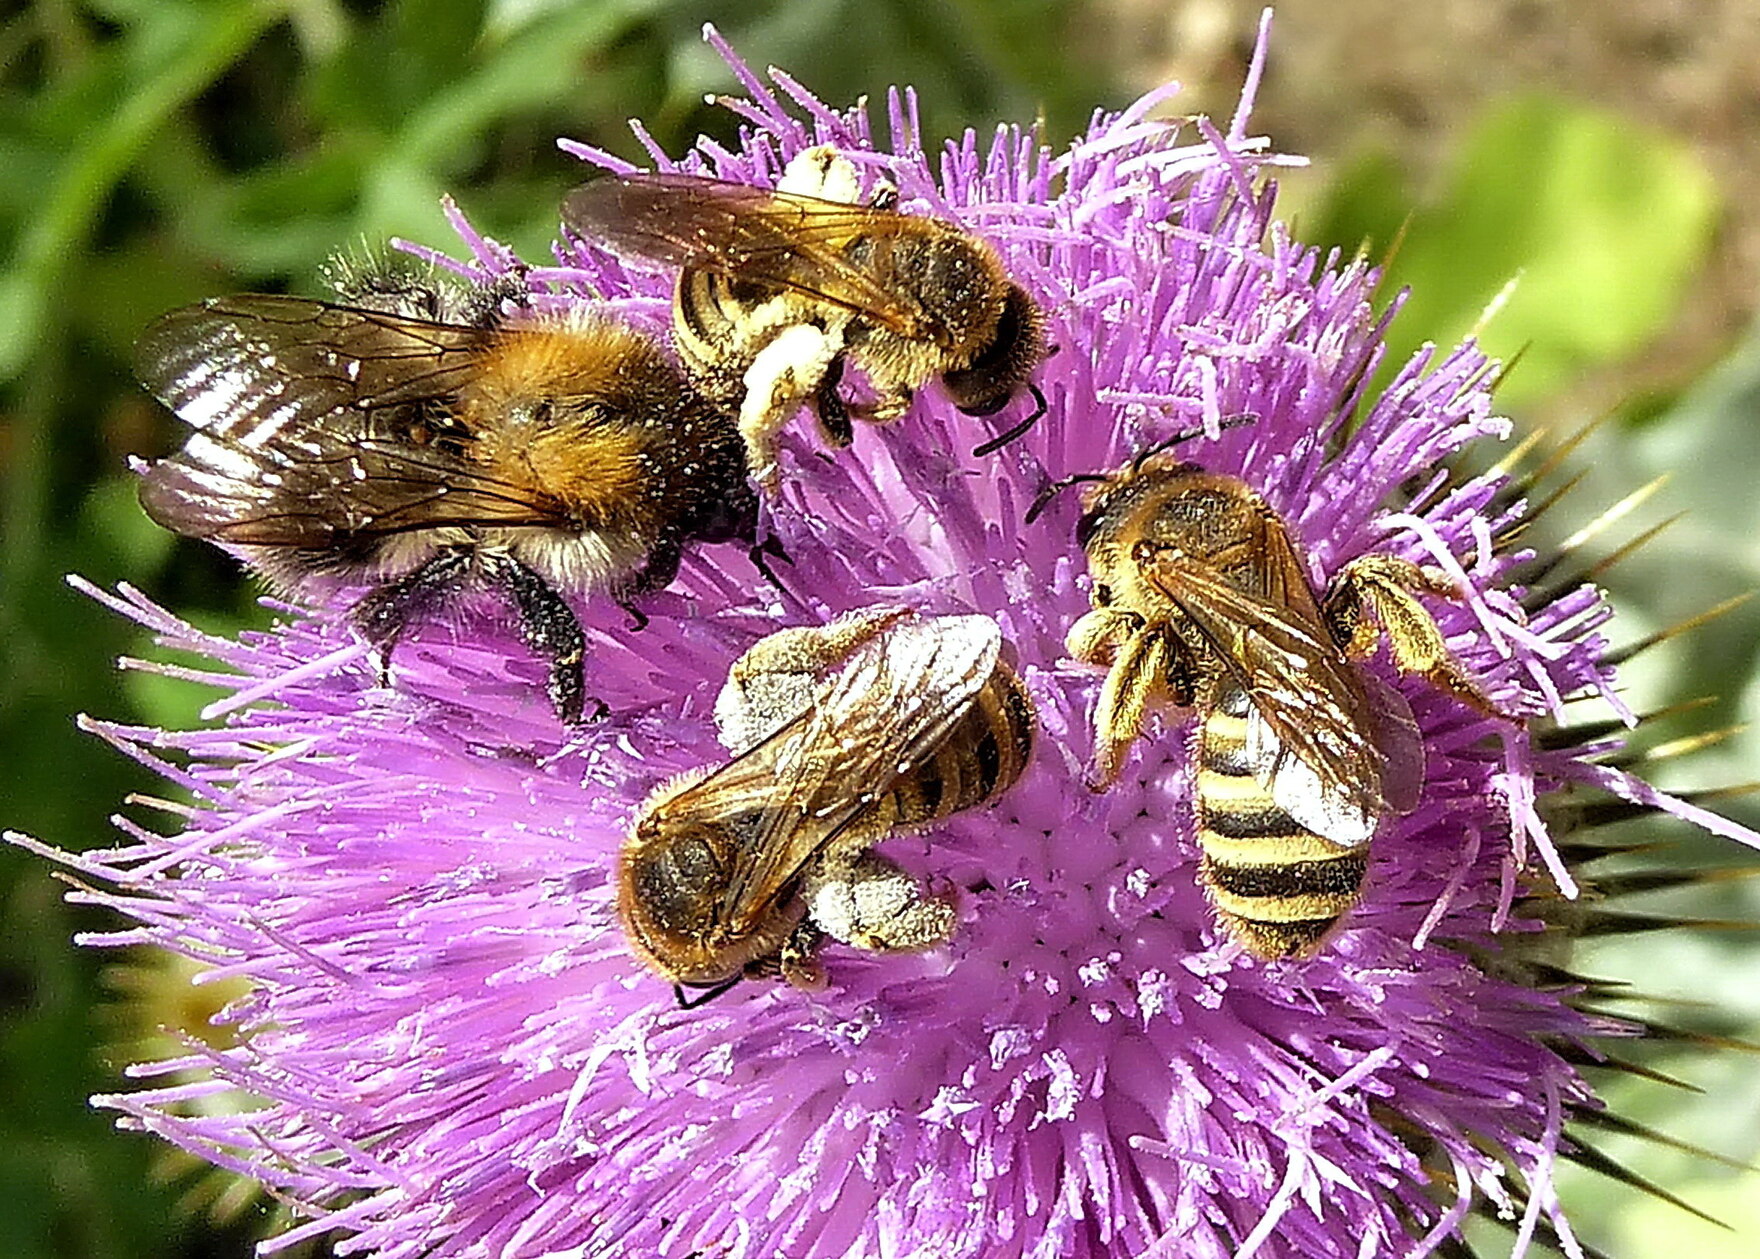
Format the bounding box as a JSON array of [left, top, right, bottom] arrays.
[[562, 145, 1050, 489], [133, 256, 759, 723], [619, 605, 1036, 1003], [1062, 452, 1500, 958]]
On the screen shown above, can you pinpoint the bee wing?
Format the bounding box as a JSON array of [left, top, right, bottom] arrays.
[[1363, 671, 1425, 817], [1141, 551, 1389, 846], [705, 613, 1002, 934], [562, 175, 932, 336], [135, 295, 572, 546], [1241, 707, 1376, 847], [1245, 672, 1426, 845]]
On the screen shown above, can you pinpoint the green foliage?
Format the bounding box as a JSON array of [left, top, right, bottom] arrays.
[[1310, 94, 1720, 409]]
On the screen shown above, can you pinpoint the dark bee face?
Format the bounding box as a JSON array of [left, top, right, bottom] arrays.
[[1075, 473, 1137, 558], [1074, 458, 1220, 560], [943, 284, 1046, 416]]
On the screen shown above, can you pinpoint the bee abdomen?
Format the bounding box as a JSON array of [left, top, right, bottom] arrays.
[[1194, 702, 1368, 959], [889, 669, 1035, 828], [672, 271, 750, 403]]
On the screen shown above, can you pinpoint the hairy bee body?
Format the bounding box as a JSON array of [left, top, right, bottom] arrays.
[[564, 146, 1049, 488], [175, 315, 752, 590], [620, 607, 1036, 999], [134, 260, 757, 722], [667, 214, 1033, 414], [1193, 682, 1374, 958], [1065, 452, 1495, 958]]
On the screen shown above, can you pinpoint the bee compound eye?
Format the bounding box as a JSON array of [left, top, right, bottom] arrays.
[[1130, 539, 1169, 567], [1074, 509, 1103, 551]]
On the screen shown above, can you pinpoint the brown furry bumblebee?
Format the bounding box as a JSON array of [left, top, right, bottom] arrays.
[[133, 259, 758, 722], [563, 146, 1049, 489]]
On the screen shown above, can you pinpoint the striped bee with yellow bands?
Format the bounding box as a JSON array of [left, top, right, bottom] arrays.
[[1064, 451, 1501, 958]]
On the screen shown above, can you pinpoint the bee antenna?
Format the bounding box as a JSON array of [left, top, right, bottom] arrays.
[[1131, 412, 1257, 470], [971, 382, 1049, 459], [1026, 469, 1110, 525], [1026, 414, 1257, 525]]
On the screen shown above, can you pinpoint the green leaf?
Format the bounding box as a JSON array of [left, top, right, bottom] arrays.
[[1314, 94, 1721, 411], [1616, 1175, 1760, 1257], [0, 0, 294, 381], [77, 479, 176, 577], [121, 620, 253, 731]]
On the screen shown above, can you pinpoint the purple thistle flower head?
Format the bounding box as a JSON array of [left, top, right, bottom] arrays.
[[15, 16, 1760, 1259]]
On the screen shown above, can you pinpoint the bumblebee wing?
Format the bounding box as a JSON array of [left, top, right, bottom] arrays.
[[712, 613, 1002, 933], [1141, 551, 1387, 846], [563, 175, 932, 336], [136, 296, 571, 545]]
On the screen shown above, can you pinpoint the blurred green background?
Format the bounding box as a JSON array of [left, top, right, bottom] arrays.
[[2, 2, 1757, 1256]]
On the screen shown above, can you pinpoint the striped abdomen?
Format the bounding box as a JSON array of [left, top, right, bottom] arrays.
[[1194, 684, 1370, 958], [670, 270, 774, 406], [884, 666, 1036, 829]]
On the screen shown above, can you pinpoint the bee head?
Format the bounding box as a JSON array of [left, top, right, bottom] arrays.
[[944, 284, 1048, 416]]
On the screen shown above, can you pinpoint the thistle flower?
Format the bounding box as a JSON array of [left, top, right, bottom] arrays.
[[14, 16, 1760, 1259]]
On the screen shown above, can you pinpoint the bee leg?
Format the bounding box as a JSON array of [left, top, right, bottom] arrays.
[[353, 549, 474, 687], [717, 607, 912, 752], [739, 322, 844, 490], [748, 535, 793, 594], [1165, 646, 1199, 709], [803, 849, 957, 954], [673, 976, 742, 1010], [627, 537, 682, 596], [776, 921, 828, 991], [1087, 627, 1176, 791], [1324, 554, 1498, 716], [778, 144, 862, 202], [617, 601, 650, 633], [485, 556, 599, 723], [813, 354, 855, 448], [861, 384, 913, 424], [611, 540, 678, 632], [731, 605, 906, 683], [1066, 605, 1135, 668]]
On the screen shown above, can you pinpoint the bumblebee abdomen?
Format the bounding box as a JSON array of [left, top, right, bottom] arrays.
[[1193, 700, 1369, 959]]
